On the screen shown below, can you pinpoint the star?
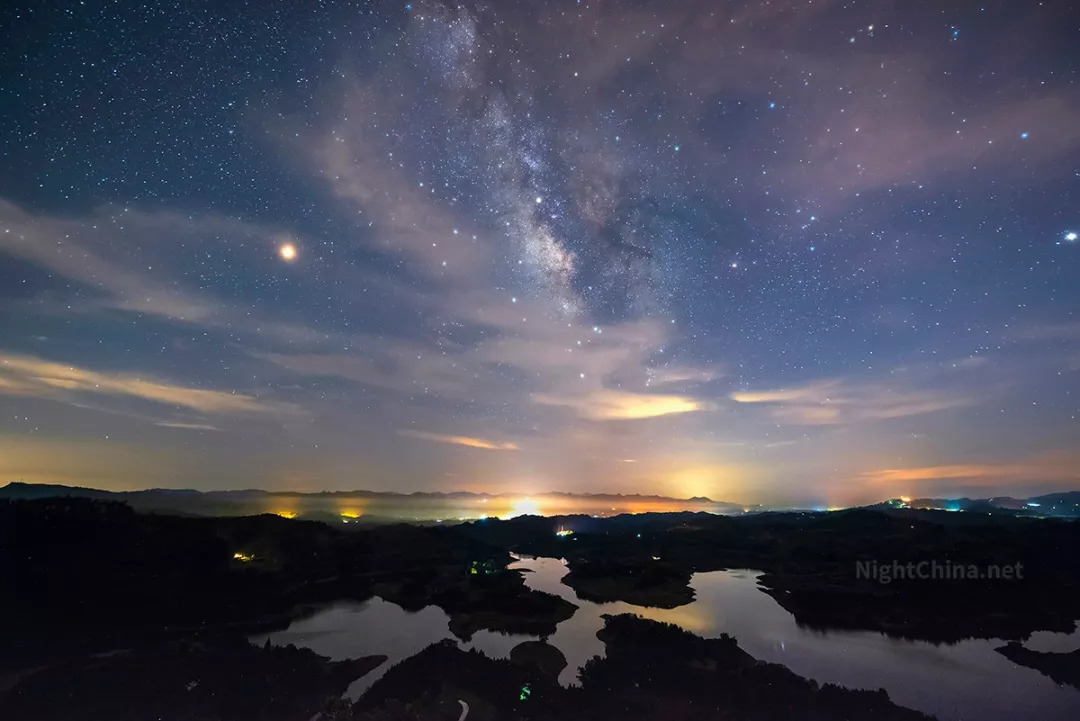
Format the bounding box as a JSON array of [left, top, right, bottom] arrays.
[[4, 0, 1079, 514]]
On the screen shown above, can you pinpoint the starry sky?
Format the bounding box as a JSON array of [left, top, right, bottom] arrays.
[[1, 0, 1078, 506]]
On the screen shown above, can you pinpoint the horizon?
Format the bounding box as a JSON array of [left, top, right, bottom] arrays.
[[4, 5, 1080, 720], [4, 468, 1079, 507], [4, 479, 1078, 512], [2, 1, 1079, 505]]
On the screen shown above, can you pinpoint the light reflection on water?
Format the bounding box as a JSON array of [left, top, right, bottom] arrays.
[[252, 557, 1080, 720], [515, 557, 1080, 721], [249, 598, 528, 699]]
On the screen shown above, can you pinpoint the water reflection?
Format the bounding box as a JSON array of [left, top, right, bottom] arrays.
[[253, 558, 1080, 721], [249, 597, 529, 698], [514, 557, 1080, 721]]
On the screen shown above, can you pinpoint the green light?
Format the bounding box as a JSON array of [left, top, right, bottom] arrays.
[[519, 684, 531, 701]]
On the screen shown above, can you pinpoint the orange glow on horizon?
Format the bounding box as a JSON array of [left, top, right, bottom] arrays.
[[502, 497, 542, 518], [339, 506, 367, 522], [664, 464, 742, 502]]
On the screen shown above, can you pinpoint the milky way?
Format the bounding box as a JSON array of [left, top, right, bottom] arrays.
[[1, 1, 1078, 505]]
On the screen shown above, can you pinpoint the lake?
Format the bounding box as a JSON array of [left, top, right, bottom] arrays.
[[252, 556, 1080, 720]]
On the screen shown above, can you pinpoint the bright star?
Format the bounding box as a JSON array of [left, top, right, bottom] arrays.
[[1066, 232, 1078, 242], [279, 243, 297, 261], [1020, 132, 1029, 139]]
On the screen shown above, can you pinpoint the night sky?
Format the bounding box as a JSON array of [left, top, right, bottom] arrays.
[[1, 1, 1078, 505]]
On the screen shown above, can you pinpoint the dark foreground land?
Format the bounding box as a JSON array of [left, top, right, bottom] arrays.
[[2, 495, 1079, 719], [2, 636, 385, 721], [996, 642, 1080, 691], [348, 614, 931, 721]]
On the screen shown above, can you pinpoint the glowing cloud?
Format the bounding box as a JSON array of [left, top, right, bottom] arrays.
[[153, 421, 222, 431], [730, 382, 839, 404], [731, 379, 968, 425], [861, 453, 1080, 486], [400, 429, 520, 450], [864, 465, 1011, 483], [534, 389, 710, 420], [0, 353, 269, 414]]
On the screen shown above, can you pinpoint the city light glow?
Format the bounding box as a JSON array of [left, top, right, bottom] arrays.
[[503, 497, 542, 519]]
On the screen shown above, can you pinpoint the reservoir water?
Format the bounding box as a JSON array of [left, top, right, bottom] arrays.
[[252, 556, 1080, 720]]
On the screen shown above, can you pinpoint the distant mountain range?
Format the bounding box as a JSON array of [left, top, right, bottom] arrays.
[[869, 492, 1080, 518], [3, 482, 1078, 522], [0, 482, 753, 523]]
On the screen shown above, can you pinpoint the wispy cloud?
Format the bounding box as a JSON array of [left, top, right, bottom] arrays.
[[399, 429, 519, 451], [731, 378, 969, 425], [860, 452, 1080, 487], [534, 389, 711, 421], [154, 421, 222, 431], [1011, 322, 1080, 342], [0, 200, 227, 323], [260, 304, 718, 427], [564, 3, 1080, 206], [0, 353, 272, 414], [0, 199, 333, 347], [259, 346, 480, 399], [647, 365, 722, 388], [730, 382, 839, 405]]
